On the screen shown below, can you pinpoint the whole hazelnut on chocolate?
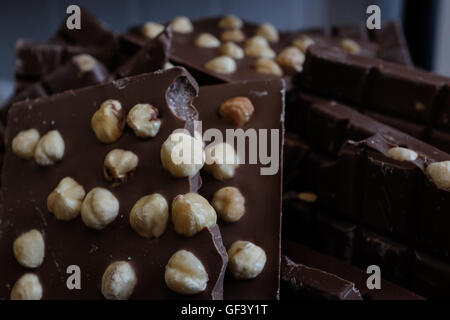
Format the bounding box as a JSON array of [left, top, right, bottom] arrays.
[[244, 36, 275, 59], [104, 149, 139, 185], [204, 56, 236, 74], [212, 186, 245, 223], [165, 250, 209, 295], [340, 38, 361, 55], [255, 23, 279, 43], [10, 273, 43, 300], [195, 33, 221, 48], [171, 16, 193, 34], [293, 35, 315, 53], [91, 99, 125, 144], [129, 194, 169, 238], [219, 42, 244, 60], [172, 193, 217, 237], [276, 47, 305, 72], [81, 187, 119, 230], [387, 147, 418, 162], [221, 29, 245, 43], [142, 22, 165, 39], [254, 58, 283, 76], [12, 129, 40, 160], [47, 177, 86, 221], [219, 96, 255, 127], [227, 241, 267, 280], [101, 261, 137, 300], [34, 130, 65, 166], [218, 15, 243, 29], [127, 103, 161, 139], [13, 230, 45, 269], [204, 142, 240, 181], [427, 161, 450, 191]]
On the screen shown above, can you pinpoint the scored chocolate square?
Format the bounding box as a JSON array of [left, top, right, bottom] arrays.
[[0, 67, 227, 300]]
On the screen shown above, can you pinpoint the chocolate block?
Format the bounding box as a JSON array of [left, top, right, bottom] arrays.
[[283, 134, 310, 190], [194, 80, 284, 299], [412, 252, 450, 299], [282, 240, 423, 300], [0, 67, 228, 300], [281, 256, 362, 300], [112, 27, 172, 80], [366, 112, 426, 139], [353, 230, 413, 288]]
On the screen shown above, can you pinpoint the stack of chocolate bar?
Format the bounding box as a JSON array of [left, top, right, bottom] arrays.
[[0, 7, 446, 300]]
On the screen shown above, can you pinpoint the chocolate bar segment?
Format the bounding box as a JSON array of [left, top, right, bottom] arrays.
[[194, 80, 284, 299], [0, 68, 228, 300]]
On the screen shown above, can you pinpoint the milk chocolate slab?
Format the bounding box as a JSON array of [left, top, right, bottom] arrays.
[[282, 240, 424, 300], [0, 68, 228, 300], [194, 80, 284, 299], [112, 27, 172, 80], [412, 251, 450, 299], [354, 230, 413, 288], [281, 255, 362, 300]]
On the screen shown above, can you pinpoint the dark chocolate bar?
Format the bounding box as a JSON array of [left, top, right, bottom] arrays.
[[194, 80, 285, 299], [412, 251, 450, 299], [282, 240, 423, 300], [281, 255, 363, 300], [0, 67, 228, 300]]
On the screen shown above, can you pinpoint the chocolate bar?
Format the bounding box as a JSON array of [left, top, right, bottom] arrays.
[[300, 45, 450, 153], [281, 255, 362, 300], [412, 251, 450, 299], [282, 240, 423, 300], [194, 80, 284, 299], [0, 67, 228, 300]]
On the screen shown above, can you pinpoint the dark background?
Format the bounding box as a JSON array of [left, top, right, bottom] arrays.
[[0, 0, 446, 101]]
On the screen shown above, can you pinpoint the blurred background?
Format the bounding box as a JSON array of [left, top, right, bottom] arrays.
[[0, 0, 448, 99]]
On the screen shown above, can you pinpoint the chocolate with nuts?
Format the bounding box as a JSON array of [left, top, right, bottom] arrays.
[[0, 67, 228, 300]]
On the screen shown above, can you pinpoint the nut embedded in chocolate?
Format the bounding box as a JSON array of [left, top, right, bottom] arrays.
[[293, 35, 315, 53], [127, 103, 161, 139], [160, 132, 205, 178], [101, 261, 137, 300], [219, 42, 244, 60], [219, 96, 255, 127], [228, 241, 267, 280], [81, 187, 119, 230], [205, 142, 240, 181], [171, 16, 193, 34], [13, 230, 45, 269], [129, 193, 169, 238], [104, 149, 139, 185], [221, 29, 245, 43], [298, 192, 318, 203], [254, 58, 283, 76], [340, 38, 361, 55], [218, 14, 243, 29], [12, 128, 40, 160], [195, 33, 221, 48], [212, 186, 246, 223], [171, 193, 217, 237], [47, 177, 86, 221], [91, 99, 125, 144], [141, 22, 165, 39], [244, 36, 275, 59], [33, 130, 65, 166], [426, 161, 450, 191], [387, 147, 418, 162], [73, 54, 97, 73], [204, 56, 237, 74], [10, 273, 43, 300], [276, 47, 305, 71], [165, 250, 209, 295], [255, 23, 279, 43]]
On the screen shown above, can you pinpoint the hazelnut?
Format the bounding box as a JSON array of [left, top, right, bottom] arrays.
[[205, 142, 239, 180], [227, 241, 266, 280], [172, 193, 217, 237], [91, 99, 125, 144], [171, 16, 193, 34], [101, 261, 137, 300], [293, 35, 315, 53], [276, 47, 305, 71], [73, 54, 97, 73], [142, 22, 165, 39], [219, 97, 255, 126], [47, 177, 86, 221], [218, 42, 244, 59], [127, 103, 161, 138], [34, 130, 65, 166], [204, 56, 237, 74], [12, 129, 40, 160], [129, 194, 169, 238], [219, 15, 243, 29], [255, 23, 279, 43], [426, 161, 450, 191], [298, 192, 318, 203], [10, 274, 43, 300], [13, 229, 45, 268], [195, 33, 221, 48], [81, 188, 119, 230], [160, 132, 205, 178], [165, 250, 208, 295], [221, 29, 245, 43], [340, 38, 361, 55], [212, 187, 245, 223], [104, 149, 139, 185], [245, 35, 269, 48], [254, 58, 283, 76], [387, 147, 418, 162], [244, 36, 275, 59]]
